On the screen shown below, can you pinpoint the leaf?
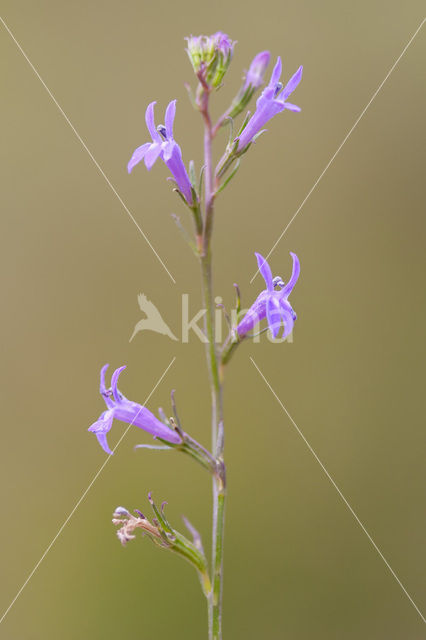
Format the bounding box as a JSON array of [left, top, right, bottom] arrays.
[[216, 159, 241, 194]]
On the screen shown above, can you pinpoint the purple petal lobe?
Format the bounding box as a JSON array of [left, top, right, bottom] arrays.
[[145, 102, 161, 142], [270, 56, 282, 86], [162, 140, 175, 163], [111, 365, 127, 403], [281, 252, 300, 297], [127, 143, 150, 173], [279, 301, 295, 339], [283, 103, 301, 112], [88, 410, 114, 455], [282, 65, 303, 100], [100, 364, 109, 394], [255, 252, 273, 291], [144, 143, 162, 170], [96, 432, 114, 455], [266, 297, 282, 338], [100, 363, 115, 409], [165, 100, 176, 139]]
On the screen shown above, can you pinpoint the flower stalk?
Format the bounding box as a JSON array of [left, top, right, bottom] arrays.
[[198, 86, 227, 639]]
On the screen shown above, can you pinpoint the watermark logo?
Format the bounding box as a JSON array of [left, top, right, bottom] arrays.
[[129, 294, 178, 342], [130, 292, 293, 344]]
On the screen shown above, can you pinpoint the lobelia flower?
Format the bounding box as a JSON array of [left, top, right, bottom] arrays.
[[235, 57, 303, 152], [237, 252, 300, 339], [226, 50, 271, 120], [127, 100, 193, 206], [88, 364, 182, 455]]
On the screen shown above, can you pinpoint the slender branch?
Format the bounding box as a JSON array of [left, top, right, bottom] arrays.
[[202, 108, 215, 255]]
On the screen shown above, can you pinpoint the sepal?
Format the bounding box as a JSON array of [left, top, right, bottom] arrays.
[[134, 391, 218, 476], [216, 159, 240, 195]]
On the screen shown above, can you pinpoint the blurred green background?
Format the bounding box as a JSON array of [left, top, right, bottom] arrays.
[[1, 1, 425, 638]]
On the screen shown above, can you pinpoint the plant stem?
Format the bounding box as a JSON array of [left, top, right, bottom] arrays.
[[200, 231, 226, 640], [199, 90, 226, 640]]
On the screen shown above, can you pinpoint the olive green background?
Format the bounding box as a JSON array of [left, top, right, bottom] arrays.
[[1, 1, 425, 638]]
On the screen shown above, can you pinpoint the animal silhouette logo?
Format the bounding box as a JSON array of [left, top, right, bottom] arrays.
[[129, 294, 178, 342]]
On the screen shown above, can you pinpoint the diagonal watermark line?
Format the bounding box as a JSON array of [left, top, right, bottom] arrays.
[[250, 356, 426, 624], [0, 356, 176, 625], [0, 16, 176, 284], [250, 18, 425, 283]]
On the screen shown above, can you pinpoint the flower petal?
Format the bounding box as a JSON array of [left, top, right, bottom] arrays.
[[95, 432, 114, 455], [236, 291, 268, 337], [111, 365, 127, 403], [100, 363, 109, 392], [279, 301, 295, 340], [100, 363, 114, 408], [145, 102, 161, 142], [270, 56, 282, 87], [266, 296, 282, 338], [165, 100, 176, 140], [255, 252, 274, 291], [127, 143, 151, 173], [164, 143, 193, 205], [283, 103, 301, 112], [114, 404, 182, 444], [162, 140, 175, 163], [88, 410, 114, 455], [144, 143, 162, 170], [282, 66, 303, 100], [281, 252, 300, 297]]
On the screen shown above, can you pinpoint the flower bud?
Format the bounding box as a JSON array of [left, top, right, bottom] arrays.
[[186, 32, 235, 89], [226, 50, 270, 120], [244, 50, 271, 90]]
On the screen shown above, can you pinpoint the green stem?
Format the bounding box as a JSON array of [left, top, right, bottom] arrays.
[[199, 92, 226, 640], [200, 252, 221, 444], [210, 470, 225, 640], [200, 250, 226, 640]]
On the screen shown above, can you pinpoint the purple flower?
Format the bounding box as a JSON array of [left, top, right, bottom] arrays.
[[235, 57, 303, 152], [237, 252, 300, 339], [88, 364, 182, 455], [127, 101, 193, 206], [244, 51, 271, 90]]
